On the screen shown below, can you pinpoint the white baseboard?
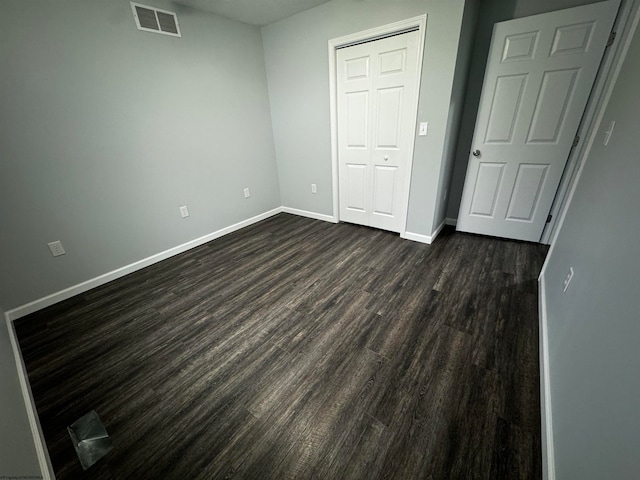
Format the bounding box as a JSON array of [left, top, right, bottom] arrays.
[[445, 217, 457, 226], [280, 206, 338, 223], [538, 274, 555, 480], [401, 219, 446, 245], [401, 231, 432, 244], [5, 208, 283, 322], [5, 316, 55, 480]]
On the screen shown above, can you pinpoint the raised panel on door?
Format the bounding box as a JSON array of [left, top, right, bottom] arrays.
[[505, 164, 549, 221], [457, 0, 619, 242], [346, 91, 369, 148], [484, 74, 528, 144], [526, 68, 580, 143], [469, 163, 505, 217], [346, 164, 367, 212], [375, 87, 403, 149], [372, 165, 397, 216]]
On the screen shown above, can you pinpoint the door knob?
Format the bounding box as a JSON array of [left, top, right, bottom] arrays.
[[472, 149, 481, 157], [384, 155, 389, 161]]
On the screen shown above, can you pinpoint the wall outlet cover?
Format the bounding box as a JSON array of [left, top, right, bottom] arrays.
[[48, 241, 66, 257], [179, 205, 190, 218]]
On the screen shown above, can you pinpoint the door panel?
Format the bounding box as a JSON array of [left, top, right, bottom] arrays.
[[375, 87, 403, 148], [470, 163, 505, 217], [485, 74, 528, 144], [550, 22, 595, 55], [526, 68, 579, 143], [505, 164, 549, 221], [346, 164, 367, 212], [337, 30, 420, 233], [372, 166, 397, 216], [457, 0, 619, 241], [346, 91, 369, 147]]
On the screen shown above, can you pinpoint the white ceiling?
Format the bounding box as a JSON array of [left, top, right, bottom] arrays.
[[175, 0, 332, 26]]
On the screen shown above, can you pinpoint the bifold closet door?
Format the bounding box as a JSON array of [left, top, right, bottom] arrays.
[[337, 30, 420, 233]]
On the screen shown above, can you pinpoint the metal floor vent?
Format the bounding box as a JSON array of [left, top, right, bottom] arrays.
[[131, 2, 181, 37], [68, 410, 113, 470]]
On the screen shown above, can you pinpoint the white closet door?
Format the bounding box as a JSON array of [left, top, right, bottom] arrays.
[[337, 31, 420, 233]]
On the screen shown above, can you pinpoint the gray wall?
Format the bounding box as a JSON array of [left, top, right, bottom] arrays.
[[541, 19, 640, 479], [432, 0, 479, 230], [0, 311, 41, 477], [261, 0, 468, 236], [446, 0, 606, 220], [0, 0, 280, 310]]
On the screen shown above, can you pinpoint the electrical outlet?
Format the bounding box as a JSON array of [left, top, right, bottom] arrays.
[[563, 267, 574, 293], [48, 240, 66, 257], [179, 205, 189, 218], [244, 187, 251, 198], [311, 183, 317, 194]]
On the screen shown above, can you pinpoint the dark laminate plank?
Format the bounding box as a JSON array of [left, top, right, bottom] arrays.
[[15, 214, 548, 479]]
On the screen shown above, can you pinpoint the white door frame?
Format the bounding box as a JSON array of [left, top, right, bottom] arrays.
[[328, 15, 427, 235]]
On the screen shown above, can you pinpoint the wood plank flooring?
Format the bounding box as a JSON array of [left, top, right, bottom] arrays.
[[15, 213, 548, 479]]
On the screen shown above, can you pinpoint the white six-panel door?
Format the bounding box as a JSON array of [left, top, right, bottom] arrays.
[[457, 1, 619, 241], [337, 31, 420, 233]]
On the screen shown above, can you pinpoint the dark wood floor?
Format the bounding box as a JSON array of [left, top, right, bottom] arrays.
[[15, 213, 548, 479]]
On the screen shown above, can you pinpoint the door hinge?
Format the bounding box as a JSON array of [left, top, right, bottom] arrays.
[[572, 135, 580, 148], [607, 31, 616, 47], [546, 214, 553, 223]]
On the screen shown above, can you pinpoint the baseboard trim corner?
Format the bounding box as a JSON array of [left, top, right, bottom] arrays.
[[402, 219, 446, 245], [539, 275, 556, 480], [445, 217, 457, 226], [280, 206, 338, 223], [5, 208, 283, 322], [5, 314, 55, 480]]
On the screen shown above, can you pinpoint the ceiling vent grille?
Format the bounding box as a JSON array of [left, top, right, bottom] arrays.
[[131, 2, 181, 37]]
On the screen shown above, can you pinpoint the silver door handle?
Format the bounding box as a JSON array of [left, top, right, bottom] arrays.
[[472, 150, 481, 157]]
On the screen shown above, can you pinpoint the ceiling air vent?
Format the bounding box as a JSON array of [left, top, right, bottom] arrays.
[[131, 2, 181, 37]]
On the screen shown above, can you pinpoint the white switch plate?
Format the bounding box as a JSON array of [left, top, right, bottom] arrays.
[[563, 267, 574, 293], [244, 187, 251, 198], [179, 205, 189, 218], [603, 120, 616, 146], [48, 241, 66, 257], [311, 183, 317, 194], [419, 122, 428, 136]]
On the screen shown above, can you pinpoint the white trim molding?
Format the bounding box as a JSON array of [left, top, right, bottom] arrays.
[[401, 219, 446, 245], [280, 206, 337, 223], [5, 208, 282, 321], [538, 274, 555, 480], [445, 217, 457, 226], [328, 15, 428, 238], [5, 315, 55, 480]]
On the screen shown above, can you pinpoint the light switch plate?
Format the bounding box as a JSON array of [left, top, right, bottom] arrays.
[[419, 122, 428, 136], [179, 205, 189, 218], [244, 188, 251, 198]]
